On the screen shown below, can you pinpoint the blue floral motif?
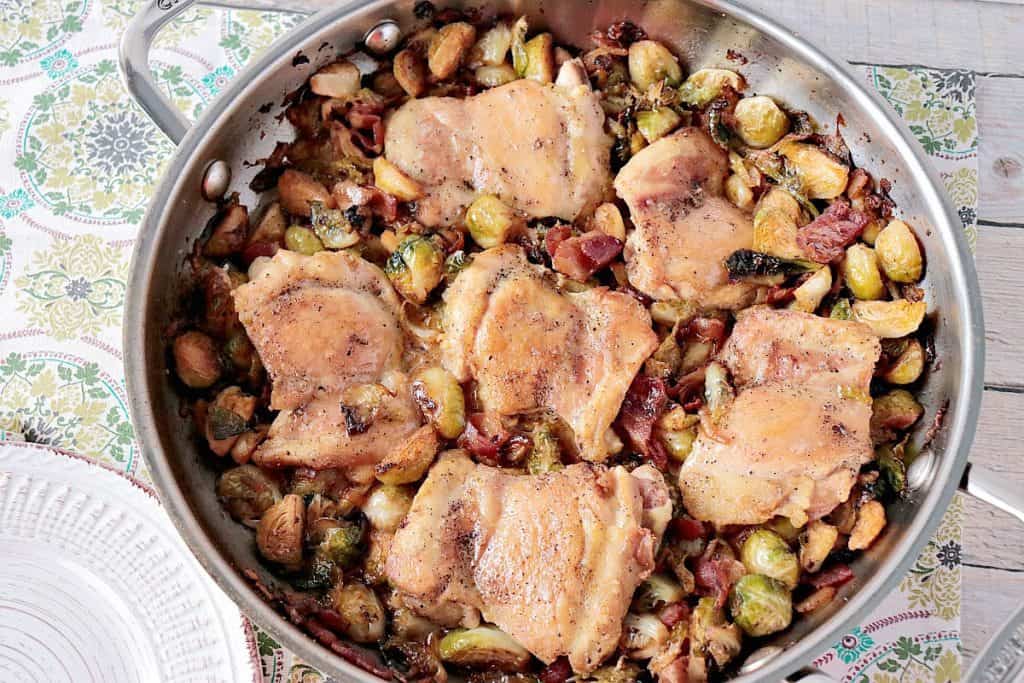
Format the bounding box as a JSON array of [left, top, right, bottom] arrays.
[[40, 48, 78, 79], [0, 189, 34, 219], [202, 65, 235, 95], [833, 627, 875, 664]]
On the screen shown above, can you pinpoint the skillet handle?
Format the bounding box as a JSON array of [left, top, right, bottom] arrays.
[[117, 0, 319, 144], [960, 461, 1024, 524]]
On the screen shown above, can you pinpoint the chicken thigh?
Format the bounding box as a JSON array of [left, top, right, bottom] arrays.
[[386, 451, 670, 673], [679, 307, 881, 527], [384, 79, 612, 226], [441, 245, 658, 461], [615, 128, 756, 309]]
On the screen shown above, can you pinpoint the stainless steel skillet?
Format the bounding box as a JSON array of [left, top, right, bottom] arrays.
[[119, 0, 1020, 679]]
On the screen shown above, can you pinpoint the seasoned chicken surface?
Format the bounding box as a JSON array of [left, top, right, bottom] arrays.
[[615, 128, 756, 309], [384, 79, 612, 227], [232, 250, 403, 411], [386, 451, 669, 673], [679, 307, 881, 527], [441, 246, 658, 461], [253, 373, 421, 481]]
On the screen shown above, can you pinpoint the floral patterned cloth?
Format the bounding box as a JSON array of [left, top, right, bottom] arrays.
[[0, 5, 977, 682]]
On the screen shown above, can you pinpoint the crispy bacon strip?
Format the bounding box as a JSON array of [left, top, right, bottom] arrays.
[[796, 198, 871, 263], [618, 375, 670, 469]]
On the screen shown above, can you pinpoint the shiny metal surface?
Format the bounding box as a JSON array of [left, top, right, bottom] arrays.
[[120, 0, 986, 680], [962, 463, 1024, 525], [200, 160, 232, 202]]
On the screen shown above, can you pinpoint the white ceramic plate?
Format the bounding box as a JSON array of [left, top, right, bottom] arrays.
[[0, 442, 260, 683]]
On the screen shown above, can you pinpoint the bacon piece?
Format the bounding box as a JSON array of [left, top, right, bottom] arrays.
[[241, 241, 279, 265], [658, 602, 690, 628], [552, 232, 624, 281], [796, 198, 871, 263], [694, 541, 747, 608], [540, 658, 573, 683], [545, 225, 574, 258], [806, 563, 855, 589], [618, 375, 669, 469], [458, 412, 510, 466]]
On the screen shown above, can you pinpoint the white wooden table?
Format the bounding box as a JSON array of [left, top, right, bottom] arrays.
[[741, 0, 1024, 664]]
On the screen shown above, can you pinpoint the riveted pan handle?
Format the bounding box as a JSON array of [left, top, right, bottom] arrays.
[[117, 0, 319, 144], [961, 461, 1024, 524]]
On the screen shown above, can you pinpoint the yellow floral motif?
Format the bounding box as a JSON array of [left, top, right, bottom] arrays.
[[15, 235, 128, 341]]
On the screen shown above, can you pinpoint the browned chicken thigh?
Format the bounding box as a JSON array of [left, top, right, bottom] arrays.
[[679, 307, 881, 527], [384, 79, 612, 226], [615, 128, 757, 309], [441, 245, 658, 461], [386, 451, 670, 673]]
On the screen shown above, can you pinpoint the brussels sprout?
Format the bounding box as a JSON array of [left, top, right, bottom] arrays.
[[830, 297, 853, 320], [634, 573, 686, 611], [217, 464, 281, 523], [883, 338, 925, 385], [790, 265, 832, 314], [470, 22, 513, 66], [278, 169, 332, 218], [439, 626, 532, 670], [412, 366, 466, 439], [871, 389, 923, 444], [584, 662, 643, 683], [257, 494, 305, 567], [861, 219, 883, 245], [725, 249, 817, 281], [376, 425, 440, 485], [229, 424, 268, 465], [248, 202, 287, 246], [729, 574, 792, 637], [657, 406, 699, 462], [310, 60, 360, 98], [620, 612, 670, 659], [843, 244, 885, 301], [725, 173, 755, 211], [331, 582, 386, 643], [466, 194, 522, 249], [764, 516, 801, 543], [752, 209, 802, 259], [876, 443, 908, 497], [734, 95, 790, 148], [741, 530, 799, 589], [284, 225, 324, 255], [628, 40, 683, 91], [678, 68, 745, 107], [756, 187, 803, 225], [204, 203, 250, 258], [362, 529, 392, 586], [373, 157, 425, 202], [637, 107, 682, 143], [704, 361, 735, 423], [476, 64, 518, 87], [777, 141, 850, 200], [310, 201, 359, 250], [527, 423, 564, 474], [874, 219, 923, 283], [691, 597, 743, 667], [386, 236, 445, 304], [363, 484, 414, 532], [848, 499, 887, 551], [428, 22, 477, 79], [852, 299, 927, 338], [592, 203, 627, 242], [338, 382, 389, 435], [520, 33, 555, 83], [206, 386, 257, 456], [393, 49, 427, 97], [317, 521, 364, 568], [798, 520, 838, 573], [510, 16, 530, 76], [173, 331, 222, 389]]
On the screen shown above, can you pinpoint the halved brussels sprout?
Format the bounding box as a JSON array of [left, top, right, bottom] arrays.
[[874, 219, 923, 283], [883, 338, 925, 385], [678, 68, 745, 107], [592, 202, 627, 242], [394, 49, 427, 97], [476, 64, 518, 87], [798, 520, 838, 573], [316, 521, 364, 569], [521, 33, 555, 83], [627, 40, 683, 91], [528, 423, 564, 474], [852, 299, 927, 338], [310, 201, 360, 250], [843, 244, 885, 301], [310, 60, 360, 98], [734, 95, 790, 148], [691, 597, 743, 667], [510, 16, 530, 76], [790, 265, 832, 313], [470, 22, 513, 66], [764, 516, 801, 543], [466, 194, 522, 249], [657, 406, 699, 462], [777, 141, 850, 200], [634, 573, 686, 611], [386, 236, 445, 304], [204, 203, 249, 258], [331, 582, 386, 643], [740, 530, 799, 589], [876, 443, 908, 497], [412, 366, 466, 439], [848, 499, 887, 551], [257, 494, 305, 566], [725, 173, 755, 211], [217, 464, 281, 523], [649, 300, 698, 328], [756, 187, 803, 224], [362, 484, 414, 532], [620, 612, 670, 659], [752, 209, 802, 260], [284, 225, 324, 255], [206, 386, 257, 456], [373, 157, 425, 202], [428, 22, 477, 79], [173, 331, 222, 389], [870, 389, 923, 442], [439, 625, 532, 670], [729, 574, 792, 637], [376, 425, 440, 485], [704, 361, 735, 423], [830, 297, 853, 320], [229, 424, 268, 465], [637, 107, 682, 143]]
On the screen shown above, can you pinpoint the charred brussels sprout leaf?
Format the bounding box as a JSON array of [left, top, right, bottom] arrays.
[[208, 405, 250, 440], [725, 249, 817, 281]]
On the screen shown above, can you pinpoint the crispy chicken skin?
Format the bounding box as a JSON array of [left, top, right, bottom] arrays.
[[441, 245, 658, 461], [384, 79, 612, 226], [679, 307, 881, 527], [615, 128, 757, 309], [386, 451, 669, 673], [232, 250, 404, 411]]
